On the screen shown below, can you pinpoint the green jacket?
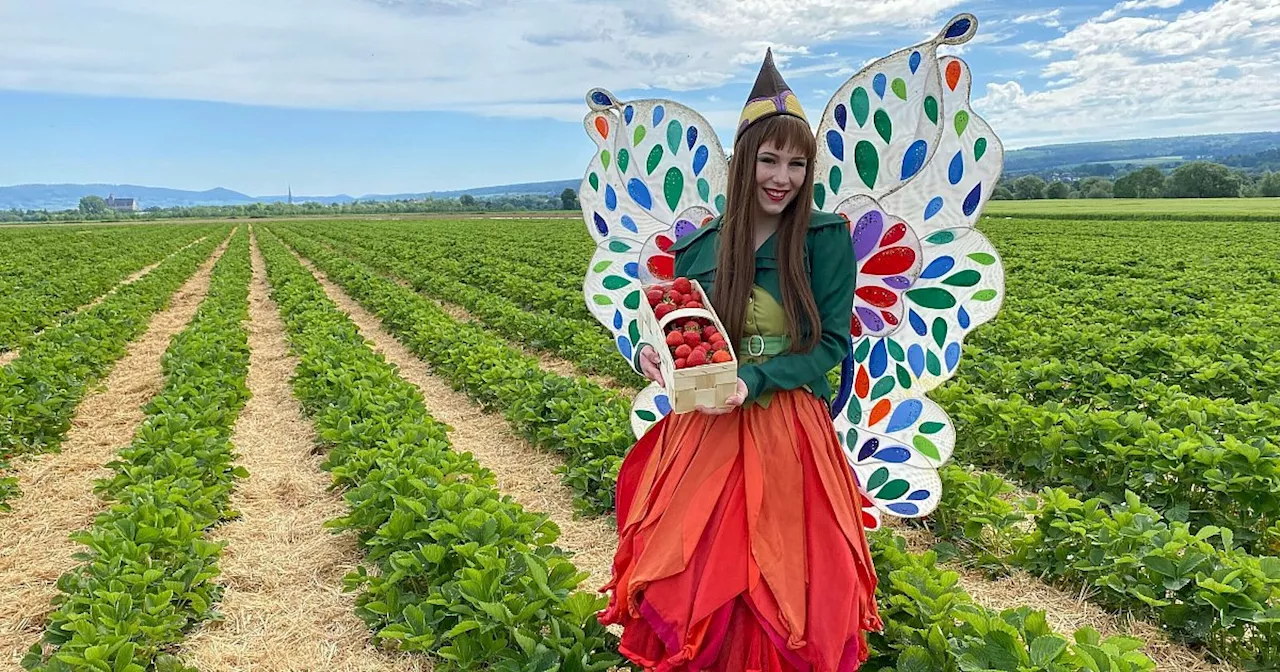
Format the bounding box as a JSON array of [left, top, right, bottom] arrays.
[[632, 210, 855, 404]]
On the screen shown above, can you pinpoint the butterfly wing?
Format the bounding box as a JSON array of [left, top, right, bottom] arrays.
[[580, 89, 729, 436]]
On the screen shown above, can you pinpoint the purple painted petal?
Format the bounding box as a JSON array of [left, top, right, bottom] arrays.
[[884, 275, 912, 289], [856, 306, 884, 332], [853, 210, 885, 261], [674, 219, 696, 238]]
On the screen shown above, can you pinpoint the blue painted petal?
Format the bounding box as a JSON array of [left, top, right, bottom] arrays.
[[963, 182, 983, 216], [907, 344, 926, 377], [624, 105, 634, 124], [909, 310, 927, 336], [907, 489, 931, 501], [617, 335, 632, 360], [946, 17, 972, 39], [652, 105, 665, 126], [948, 151, 964, 186], [873, 73, 887, 99], [655, 394, 671, 416], [591, 91, 613, 106], [872, 446, 912, 463], [858, 437, 880, 462], [887, 502, 920, 515], [627, 178, 653, 209], [621, 214, 638, 233], [924, 197, 943, 220], [605, 184, 618, 210], [687, 125, 698, 150], [958, 306, 971, 329], [945, 342, 961, 371], [613, 309, 623, 330], [869, 339, 888, 378], [900, 140, 928, 180], [693, 145, 709, 176], [624, 262, 639, 279], [593, 212, 608, 236], [921, 256, 955, 279], [835, 104, 847, 131], [826, 130, 845, 162], [887, 398, 923, 432], [909, 51, 921, 74]]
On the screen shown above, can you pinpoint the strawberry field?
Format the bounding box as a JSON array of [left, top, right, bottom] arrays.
[[1, 210, 1278, 672]]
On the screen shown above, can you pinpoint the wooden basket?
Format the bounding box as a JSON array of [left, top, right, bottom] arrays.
[[637, 279, 739, 414]]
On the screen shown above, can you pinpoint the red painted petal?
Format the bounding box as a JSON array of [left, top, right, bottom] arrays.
[[862, 247, 917, 276], [855, 365, 869, 398], [656, 235, 674, 252], [880, 222, 906, 247], [946, 60, 962, 91], [861, 511, 879, 529], [869, 399, 891, 427], [594, 117, 610, 139], [857, 285, 898, 308], [881, 310, 899, 326], [647, 255, 674, 279]]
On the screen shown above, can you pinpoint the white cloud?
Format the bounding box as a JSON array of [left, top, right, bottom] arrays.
[[1012, 8, 1062, 27], [976, 0, 1280, 144], [0, 0, 966, 120], [1097, 0, 1183, 22]]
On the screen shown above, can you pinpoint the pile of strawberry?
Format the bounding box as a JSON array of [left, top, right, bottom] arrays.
[[647, 276, 733, 369]]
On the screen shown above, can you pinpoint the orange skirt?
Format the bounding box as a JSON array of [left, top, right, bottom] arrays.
[[599, 389, 882, 671]]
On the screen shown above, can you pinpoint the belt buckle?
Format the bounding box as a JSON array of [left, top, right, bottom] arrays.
[[747, 334, 766, 357]]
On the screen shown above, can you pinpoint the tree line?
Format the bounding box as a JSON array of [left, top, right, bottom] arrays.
[[996, 161, 1280, 200]]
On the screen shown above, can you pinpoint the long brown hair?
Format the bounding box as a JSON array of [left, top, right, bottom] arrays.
[[713, 115, 823, 353]]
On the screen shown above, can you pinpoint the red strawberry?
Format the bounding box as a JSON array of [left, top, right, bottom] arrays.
[[673, 277, 692, 294], [655, 303, 675, 319], [683, 320, 702, 333], [687, 349, 708, 366], [685, 301, 703, 310], [704, 326, 719, 339], [665, 331, 684, 347], [675, 344, 692, 359], [712, 349, 733, 363], [683, 331, 701, 348], [646, 288, 664, 306], [709, 335, 725, 348], [674, 357, 687, 369]]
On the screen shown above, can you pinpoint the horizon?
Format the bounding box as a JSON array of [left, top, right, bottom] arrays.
[[3, 0, 1279, 195]]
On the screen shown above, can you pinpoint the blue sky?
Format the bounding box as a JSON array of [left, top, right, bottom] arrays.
[[2, 0, 1277, 196]]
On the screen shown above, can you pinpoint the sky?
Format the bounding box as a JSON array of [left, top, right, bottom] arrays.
[[1, 0, 1278, 196]]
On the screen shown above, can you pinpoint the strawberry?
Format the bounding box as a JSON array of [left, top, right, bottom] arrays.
[[683, 320, 702, 333], [674, 357, 687, 369], [687, 349, 708, 366], [655, 303, 675, 319], [709, 335, 725, 348], [646, 288, 665, 306], [675, 344, 692, 359], [685, 301, 703, 310], [673, 277, 692, 294], [665, 331, 685, 347], [704, 326, 719, 339], [683, 331, 701, 348], [712, 349, 733, 363]]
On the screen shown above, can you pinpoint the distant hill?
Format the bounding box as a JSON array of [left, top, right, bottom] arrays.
[[5, 133, 1277, 211], [1002, 131, 1280, 176]]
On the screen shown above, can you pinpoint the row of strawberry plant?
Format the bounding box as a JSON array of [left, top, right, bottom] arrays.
[[256, 229, 623, 670], [276, 226, 1155, 672], [271, 225, 635, 515], [0, 225, 215, 353], [0, 231, 230, 510], [928, 467, 1280, 670], [286, 223, 646, 388], [933, 378, 1280, 554], [22, 228, 253, 672]]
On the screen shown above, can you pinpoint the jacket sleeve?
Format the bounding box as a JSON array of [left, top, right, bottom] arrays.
[[737, 223, 855, 402]]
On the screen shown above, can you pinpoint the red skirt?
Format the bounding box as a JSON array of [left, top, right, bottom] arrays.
[[599, 389, 882, 671]]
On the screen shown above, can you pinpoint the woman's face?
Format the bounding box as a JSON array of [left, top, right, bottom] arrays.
[[753, 139, 807, 218]]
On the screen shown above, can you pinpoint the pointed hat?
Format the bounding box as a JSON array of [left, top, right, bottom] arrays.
[[736, 48, 808, 139]]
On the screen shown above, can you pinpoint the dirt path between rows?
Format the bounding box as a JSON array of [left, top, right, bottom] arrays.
[[291, 253, 617, 593], [178, 232, 425, 672], [0, 234, 232, 670], [0, 236, 210, 368]]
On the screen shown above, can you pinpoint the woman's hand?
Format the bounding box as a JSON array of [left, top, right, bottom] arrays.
[[696, 378, 748, 415], [637, 345, 666, 387]]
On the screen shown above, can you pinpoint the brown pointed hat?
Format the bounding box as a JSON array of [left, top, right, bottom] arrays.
[[736, 48, 809, 139]]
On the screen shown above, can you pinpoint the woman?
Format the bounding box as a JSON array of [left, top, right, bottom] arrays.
[[598, 49, 882, 671]]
